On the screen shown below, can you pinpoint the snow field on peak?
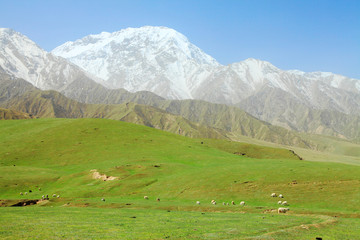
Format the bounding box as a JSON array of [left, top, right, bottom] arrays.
[[52, 26, 220, 98]]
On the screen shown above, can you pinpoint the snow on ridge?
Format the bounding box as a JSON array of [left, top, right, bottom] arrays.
[[52, 26, 219, 66]]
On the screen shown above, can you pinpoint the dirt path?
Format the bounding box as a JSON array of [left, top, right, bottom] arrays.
[[245, 214, 337, 239]]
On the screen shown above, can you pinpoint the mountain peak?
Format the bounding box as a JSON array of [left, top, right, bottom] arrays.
[[52, 26, 219, 98], [53, 26, 218, 66], [0, 28, 17, 36]]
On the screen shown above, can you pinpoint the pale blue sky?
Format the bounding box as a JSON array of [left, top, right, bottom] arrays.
[[1, 0, 359, 78]]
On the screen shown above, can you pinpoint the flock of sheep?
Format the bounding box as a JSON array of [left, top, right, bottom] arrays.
[[143, 192, 290, 214], [19, 188, 289, 214], [19, 188, 60, 201], [271, 192, 290, 213], [207, 199, 246, 206]]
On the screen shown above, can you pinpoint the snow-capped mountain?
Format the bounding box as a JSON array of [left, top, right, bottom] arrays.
[[52, 26, 219, 99], [0, 28, 99, 91], [52, 26, 360, 115]]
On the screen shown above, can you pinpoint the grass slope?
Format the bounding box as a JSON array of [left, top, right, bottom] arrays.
[[1, 118, 360, 238]]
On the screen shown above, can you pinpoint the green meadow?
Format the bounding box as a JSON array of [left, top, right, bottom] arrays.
[[0, 118, 359, 239]]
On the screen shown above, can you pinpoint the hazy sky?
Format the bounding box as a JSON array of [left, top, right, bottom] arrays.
[[1, 0, 359, 78]]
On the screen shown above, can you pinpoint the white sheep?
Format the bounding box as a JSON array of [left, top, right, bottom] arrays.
[[222, 202, 226, 205], [24, 192, 28, 195], [277, 200, 282, 205], [211, 200, 216, 205], [278, 207, 290, 213], [144, 196, 149, 200], [240, 201, 245, 206], [231, 201, 235, 205], [52, 194, 57, 197], [281, 201, 288, 206], [196, 201, 200, 205], [156, 198, 160, 202], [271, 193, 277, 197], [57, 195, 60, 198], [279, 194, 284, 198], [20, 192, 23, 195], [101, 198, 105, 201]]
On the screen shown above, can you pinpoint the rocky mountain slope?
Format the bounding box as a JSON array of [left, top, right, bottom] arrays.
[[0, 108, 34, 120]]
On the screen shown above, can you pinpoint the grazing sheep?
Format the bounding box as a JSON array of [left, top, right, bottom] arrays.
[[156, 198, 160, 202], [144, 196, 149, 200], [211, 200, 216, 205], [24, 192, 28, 195], [279, 194, 284, 198], [52, 194, 56, 197], [42, 195, 45, 200], [196, 201, 200, 205], [278, 207, 290, 213], [240, 201, 245, 206], [226, 202, 229, 206], [57, 195, 60, 198], [281, 201, 288, 206], [20, 192, 23, 195], [38, 188, 41, 191], [278, 201, 282, 205], [271, 193, 277, 197], [101, 198, 105, 201], [231, 201, 235, 205], [222, 202, 226, 205]]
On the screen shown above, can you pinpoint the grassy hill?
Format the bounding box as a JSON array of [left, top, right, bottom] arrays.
[[1, 118, 359, 210], [0, 118, 360, 239]]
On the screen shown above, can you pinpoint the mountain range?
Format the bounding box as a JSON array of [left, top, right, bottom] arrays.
[[0, 26, 359, 143], [51, 26, 360, 113]]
